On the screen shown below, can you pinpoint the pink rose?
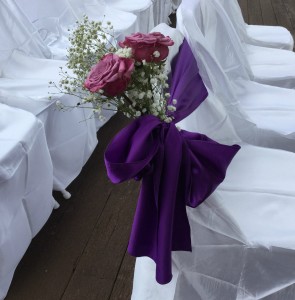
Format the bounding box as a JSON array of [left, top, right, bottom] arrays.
[[84, 53, 134, 97], [119, 32, 174, 62]]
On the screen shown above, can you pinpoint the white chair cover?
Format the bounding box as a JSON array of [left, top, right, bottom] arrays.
[[0, 1, 98, 192], [67, 0, 137, 37], [218, 0, 294, 51], [152, 0, 173, 25], [14, 0, 137, 59], [176, 0, 295, 153], [13, 0, 77, 59], [0, 104, 56, 300], [106, 0, 154, 33], [0, 0, 52, 61], [213, 0, 295, 89], [194, 0, 295, 89], [132, 23, 295, 300]]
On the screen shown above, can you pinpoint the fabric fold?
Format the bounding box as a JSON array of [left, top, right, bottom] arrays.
[[105, 115, 240, 284]]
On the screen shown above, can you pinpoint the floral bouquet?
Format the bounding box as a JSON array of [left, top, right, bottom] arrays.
[[51, 16, 176, 123]]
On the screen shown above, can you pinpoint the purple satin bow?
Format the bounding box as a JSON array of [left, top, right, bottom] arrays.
[[104, 40, 240, 284], [105, 115, 240, 284]]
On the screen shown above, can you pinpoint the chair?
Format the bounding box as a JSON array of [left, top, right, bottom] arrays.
[[0, 104, 57, 300], [14, 0, 137, 59], [66, 0, 137, 38], [0, 0, 98, 196], [175, 0, 295, 153], [190, 0, 295, 89], [131, 22, 295, 300], [105, 0, 154, 33], [213, 0, 295, 86], [218, 0, 294, 51]]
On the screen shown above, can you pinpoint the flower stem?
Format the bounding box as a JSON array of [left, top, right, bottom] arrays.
[[121, 93, 133, 106]]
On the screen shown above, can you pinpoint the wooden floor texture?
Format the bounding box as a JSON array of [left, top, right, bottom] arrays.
[[6, 1, 295, 300]]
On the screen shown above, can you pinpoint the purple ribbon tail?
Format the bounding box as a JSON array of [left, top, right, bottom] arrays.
[[104, 115, 240, 284]]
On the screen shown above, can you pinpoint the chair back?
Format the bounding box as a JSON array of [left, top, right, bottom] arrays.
[[66, 0, 106, 21], [152, 23, 242, 144], [0, 0, 52, 66], [177, 0, 257, 143], [214, 0, 248, 43]]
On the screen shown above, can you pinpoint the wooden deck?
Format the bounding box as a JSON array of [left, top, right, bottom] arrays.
[[239, 0, 295, 40], [6, 1, 295, 300]]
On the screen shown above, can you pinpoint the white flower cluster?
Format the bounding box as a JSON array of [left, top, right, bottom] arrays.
[[115, 47, 132, 58], [120, 61, 177, 122], [153, 51, 160, 58]]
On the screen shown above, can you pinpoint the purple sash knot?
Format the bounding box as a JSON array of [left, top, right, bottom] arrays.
[[105, 115, 240, 284]]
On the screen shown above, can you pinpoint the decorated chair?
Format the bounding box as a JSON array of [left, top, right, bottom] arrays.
[[0, 104, 57, 300], [131, 22, 295, 300], [66, 0, 137, 38]]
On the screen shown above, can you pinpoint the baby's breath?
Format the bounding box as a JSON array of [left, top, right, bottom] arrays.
[[50, 16, 176, 122]]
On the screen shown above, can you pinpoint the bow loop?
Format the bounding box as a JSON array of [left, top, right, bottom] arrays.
[[181, 131, 241, 208], [105, 115, 162, 183]]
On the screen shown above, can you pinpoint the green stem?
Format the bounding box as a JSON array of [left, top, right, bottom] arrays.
[[121, 93, 133, 106]]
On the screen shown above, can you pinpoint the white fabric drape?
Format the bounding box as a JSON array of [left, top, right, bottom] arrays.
[[13, 0, 76, 59], [106, 0, 154, 33], [132, 23, 295, 300], [196, 0, 295, 89], [14, 0, 137, 59], [0, 0, 52, 61], [176, 0, 295, 153], [0, 104, 56, 300], [66, 0, 137, 37], [0, 0, 98, 192], [152, 0, 173, 25], [218, 0, 294, 51]]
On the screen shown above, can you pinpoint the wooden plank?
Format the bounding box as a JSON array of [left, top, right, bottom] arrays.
[[109, 253, 136, 300], [60, 181, 139, 300], [260, 0, 278, 25], [271, 0, 294, 32], [248, 0, 264, 25], [282, 0, 295, 38], [238, 0, 249, 23], [6, 114, 134, 300]]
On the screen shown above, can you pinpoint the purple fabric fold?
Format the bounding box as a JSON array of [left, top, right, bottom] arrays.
[[105, 115, 240, 284], [168, 39, 209, 122], [104, 39, 241, 284]]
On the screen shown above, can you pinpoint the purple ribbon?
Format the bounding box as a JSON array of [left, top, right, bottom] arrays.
[[167, 39, 209, 123], [104, 40, 240, 284]]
